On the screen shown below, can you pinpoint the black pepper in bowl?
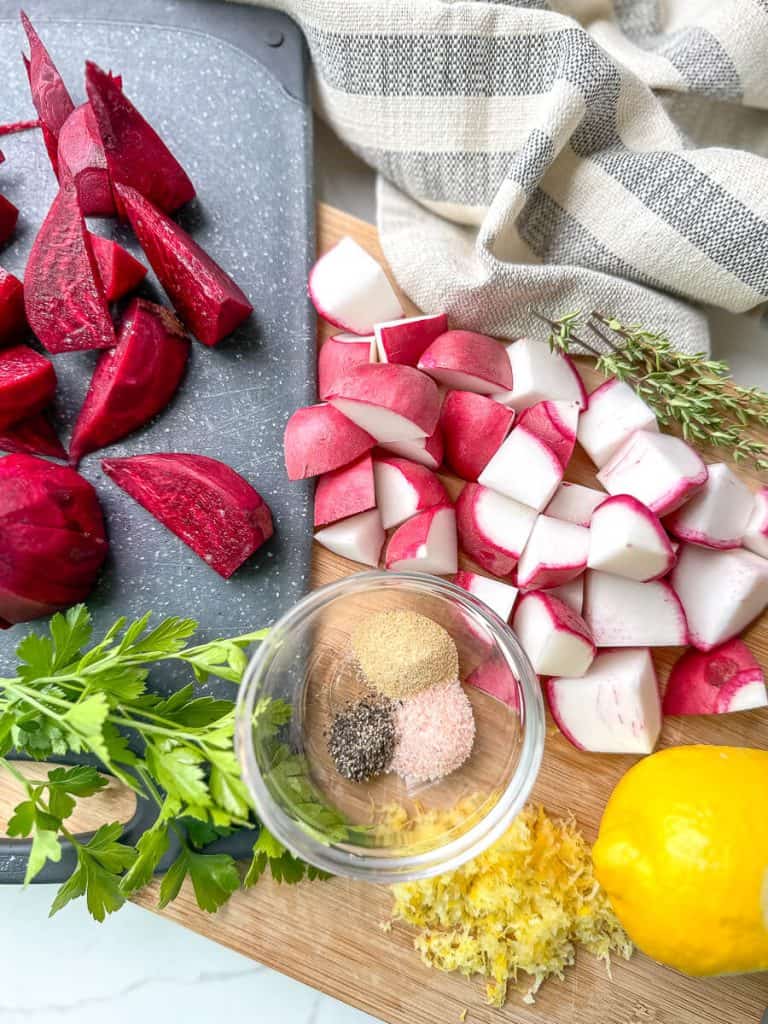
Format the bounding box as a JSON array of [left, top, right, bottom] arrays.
[[327, 697, 397, 782]]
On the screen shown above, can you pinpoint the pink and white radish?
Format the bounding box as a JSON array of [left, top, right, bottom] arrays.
[[583, 570, 688, 646], [744, 488, 768, 559], [670, 544, 768, 651], [440, 390, 514, 481], [455, 483, 537, 577], [417, 330, 513, 394], [516, 516, 589, 590], [465, 658, 519, 710], [577, 379, 658, 467], [549, 576, 584, 615], [545, 481, 606, 527], [373, 455, 448, 529], [512, 591, 595, 678], [546, 648, 661, 754], [327, 363, 441, 443], [663, 638, 767, 716], [494, 337, 586, 410], [314, 508, 385, 567], [314, 454, 375, 528], [665, 462, 753, 550], [317, 334, 375, 401], [379, 425, 443, 470], [587, 494, 676, 581], [452, 571, 518, 621], [374, 313, 447, 366], [597, 429, 708, 516], [284, 404, 374, 480], [308, 237, 402, 335], [384, 504, 458, 574]]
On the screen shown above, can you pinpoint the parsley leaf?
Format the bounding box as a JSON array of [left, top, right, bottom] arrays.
[[158, 845, 240, 912]]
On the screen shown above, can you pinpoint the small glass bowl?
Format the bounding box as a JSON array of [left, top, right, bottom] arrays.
[[235, 571, 544, 883]]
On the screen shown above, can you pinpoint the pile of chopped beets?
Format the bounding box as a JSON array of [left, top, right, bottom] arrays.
[[0, 13, 273, 629], [284, 235, 768, 752]]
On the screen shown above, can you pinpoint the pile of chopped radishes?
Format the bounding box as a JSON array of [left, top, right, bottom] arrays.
[[286, 236, 768, 755]]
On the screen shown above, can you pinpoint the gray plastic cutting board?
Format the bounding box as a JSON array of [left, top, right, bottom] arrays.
[[0, 1, 314, 881]]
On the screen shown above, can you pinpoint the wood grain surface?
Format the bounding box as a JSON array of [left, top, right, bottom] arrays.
[[2, 203, 767, 1024]]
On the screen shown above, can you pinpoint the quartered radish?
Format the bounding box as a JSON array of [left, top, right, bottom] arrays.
[[663, 639, 767, 716], [309, 237, 402, 335], [466, 658, 519, 710], [583, 570, 688, 646], [547, 648, 661, 754], [283, 404, 374, 480], [327, 363, 441, 443], [577, 378, 658, 467], [549, 576, 584, 615], [440, 390, 514, 481], [375, 313, 447, 366], [318, 335, 375, 401], [314, 454, 376, 528], [744, 488, 768, 559], [452, 571, 518, 621], [384, 504, 457, 574], [512, 591, 595, 678], [373, 455, 448, 529], [494, 336, 586, 410], [597, 429, 708, 516], [665, 462, 754, 550], [588, 494, 675, 581], [545, 481, 606, 527], [315, 508, 385, 567], [417, 330, 513, 394], [456, 483, 537, 577], [516, 515, 589, 590], [379, 424, 443, 470]]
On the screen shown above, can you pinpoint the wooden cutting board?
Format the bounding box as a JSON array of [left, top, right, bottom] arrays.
[[4, 204, 768, 1024]]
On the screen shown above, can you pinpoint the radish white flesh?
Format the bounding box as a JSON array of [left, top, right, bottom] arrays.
[[663, 639, 767, 715], [666, 462, 754, 550], [418, 330, 513, 395], [578, 378, 658, 468], [328, 363, 441, 443], [545, 482, 606, 527], [456, 483, 537, 577], [379, 425, 443, 470], [583, 570, 688, 646], [466, 658, 519, 710], [440, 390, 514, 481], [549, 576, 584, 615], [744, 488, 768, 559], [547, 648, 661, 754], [315, 508, 385, 567], [516, 515, 589, 590], [373, 455, 448, 529], [284, 403, 374, 480], [384, 504, 458, 574], [588, 494, 675, 582], [453, 571, 518, 621], [309, 237, 402, 335], [671, 544, 768, 651], [597, 429, 708, 516], [512, 591, 595, 678], [318, 336, 375, 401], [375, 313, 447, 366], [494, 337, 587, 410], [314, 454, 375, 527]]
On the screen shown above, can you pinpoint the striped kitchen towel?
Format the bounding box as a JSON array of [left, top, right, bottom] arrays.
[[243, 0, 768, 354]]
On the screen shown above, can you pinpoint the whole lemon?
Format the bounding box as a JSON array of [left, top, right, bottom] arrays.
[[593, 745, 768, 977]]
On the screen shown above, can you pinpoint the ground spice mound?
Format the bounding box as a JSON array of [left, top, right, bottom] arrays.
[[351, 610, 459, 699], [391, 681, 475, 783], [327, 696, 396, 782]]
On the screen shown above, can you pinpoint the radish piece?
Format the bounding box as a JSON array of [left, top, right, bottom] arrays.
[[479, 400, 579, 511], [20, 13, 75, 175], [663, 639, 767, 716], [86, 62, 195, 215], [452, 571, 518, 621], [373, 455, 448, 529], [116, 184, 252, 346], [670, 544, 768, 651], [283, 404, 374, 480], [384, 503, 457, 574], [456, 483, 537, 577], [549, 576, 584, 615], [545, 482, 606, 527], [69, 299, 190, 465], [744, 488, 768, 559], [317, 335, 375, 401], [440, 390, 514, 481], [309, 237, 402, 335], [315, 508, 385, 567], [583, 570, 688, 646], [588, 494, 676, 582], [102, 453, 273, 578], [512, 591, 595, 678], [375, 313, 447, 366], [597, 430, 708, 516], [494, 337, 587, 410], [0, 413, 66, 460], [578, 378, 658, 467], [546, 649, 661, 754], [0, 345, 56, 431], [0, 269, 27, 346], [417, 330, 513, 395], [378, 424, 443, 470], [314, 454, 375, 528], [665, 462, 754, 550], [327, 363, 441, 443], [58, 103, 115, 216], [517, 515, 589, 590], [466, 658, 519, 710], [89, 234, 147, 302], [0, 193, 18, 247]]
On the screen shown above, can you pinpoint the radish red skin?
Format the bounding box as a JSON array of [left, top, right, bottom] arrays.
[[0, 413, 66, 460], [466, 659, 520, 711], [0, 269, 27, 346], [440, 390, 514, 481], [88, 234, 147, 302], [662, 639, 766, 715], [284, 404, 375, 480], [314, 453, 375, 527], [318, 337, 372, 401], [57, 103, 116, 217], [20, 13, 75, 175], [0, 344, 56, 431]]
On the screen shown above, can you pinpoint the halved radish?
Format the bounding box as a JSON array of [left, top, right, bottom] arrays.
[[665, 462, 754, 550], [663, 639, 767, 715], [314, 454, 375, 528], [744, 488, 768, 559], [588, 494, 675, 582], [597, 430, 708, 516], [546, 648, 661, 754], [452, 571, 518, 621], [373, 455, 448, 529], [583, 570, 688, 647], [517, 516, 588, 590], [545, 481, 606, 527], [375, 313, 447, 366], [318, 335, 375, 401], [495, 337, 586, 410], [283, 404, 374, 480], [0, 345, 57, 431], [440, 390, 514, 481], [512, 591, 595, 678], [671, 544, 768, 651], [417, 330, 513, 395], [578, 378, 658, 468], [379, 424, 443, 470], [0, 269, 26, 347], [315, 508, 385, 567], [466, 658, 519, 710], [549, 576, 584, 615], [327, 363, 441, 443], [456, 483, 537, 577], [309, 237, 402, 335], [384, 504, 457, 574]]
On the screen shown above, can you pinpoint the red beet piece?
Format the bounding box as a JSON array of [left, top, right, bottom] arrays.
[[86, 62, 195, 215], [20, 12, 75, 175], [0, 344, 56, 430], [0, 118, 40, 136], [24, 179, 116, 353], [0, 268, 27, 346], [0, 412, 66, 459], [88, 234, 147, 301], [0, 193, 18, 247], [117, 184, 253, 346], [57, 103, 115, 216], [69, 299, 189, 465], [102, 453, 274, 578]]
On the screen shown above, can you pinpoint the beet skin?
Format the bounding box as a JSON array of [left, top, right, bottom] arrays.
[[0, 344, 56, 431], [57, 102, 115, 216]]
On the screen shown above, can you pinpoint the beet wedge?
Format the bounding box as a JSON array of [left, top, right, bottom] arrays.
[[0, 192, 18, 247], [0, 412, 66, 459], [20, 12, 75, 175], [69, 299, 190, 465], [0, 344, 56, 430], [0, 268, 26, 346], [86, 61, 195, 215], [24, 177, 116, 353], [88, 234, 147, 302], [116, 185, 252, 345], [102, 453, 274, 577], [58, 102, 115, 216]]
